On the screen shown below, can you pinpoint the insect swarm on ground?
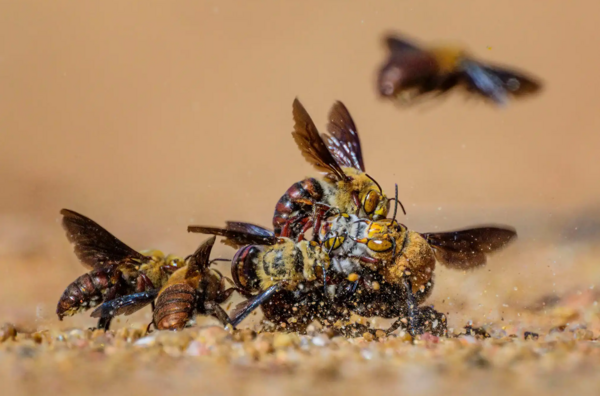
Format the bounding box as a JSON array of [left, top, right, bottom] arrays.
[[187, 221, 340, 332], [378, 33, 542, 106], [318, 212, 517, 336], [272, 99, 394, 240], [91, 236, 237, 331], [56, 209, 187, 330]]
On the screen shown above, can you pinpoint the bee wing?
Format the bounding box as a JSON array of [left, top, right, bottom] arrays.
[[384, 35, 422, 54], [322, 101, 365, 172], [422, 226, 517, 270], [225, 222, 275, 238], [90, 290, 159, 319], [230, 284, 282, 327], [476, 63, 542, 97], [187, 225, 278, 248], [186, 236, 216, 276], [61, 209, 150, 269], [292, 98, 350, 182], [459, 59, 510, 105]]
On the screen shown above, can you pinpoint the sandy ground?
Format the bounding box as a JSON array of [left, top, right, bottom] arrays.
[[1, 221, 600, 396], [1, 1, 600, 395]]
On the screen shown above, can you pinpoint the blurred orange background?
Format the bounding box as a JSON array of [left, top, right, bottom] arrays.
[[0, 1, 598, 331]]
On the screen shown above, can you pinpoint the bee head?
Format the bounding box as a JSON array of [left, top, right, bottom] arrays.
[[231, 245, 261, 293], [361, 174, 389, 220], [164, 254, 186, 274]]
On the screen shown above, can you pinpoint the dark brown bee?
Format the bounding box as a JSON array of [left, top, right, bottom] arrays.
[[273, 99, 394, 240], [90, 237, 236, 331], [188, 221, 334, 332], [57, 209, 186, 330], [319, 214, 517, 336], [378, 34, 542, 106]]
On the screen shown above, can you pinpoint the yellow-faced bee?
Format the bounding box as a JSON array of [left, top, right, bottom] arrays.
[[273, 99, 397, 240], [319, 212, 517, 336], [57, 209, 187, 330], [90, 237, 236, 331], [187, 222, 334, 331], [378, 33, 542, 106]]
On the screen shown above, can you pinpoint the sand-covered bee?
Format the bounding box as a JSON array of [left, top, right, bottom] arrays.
[[273, 99, 395, 240], [90, 237, 236, 331], [57, 209, 187, 330], [187, 221, 339, 332], [319, 213, 517, 336], [378, 33, 542, 106]]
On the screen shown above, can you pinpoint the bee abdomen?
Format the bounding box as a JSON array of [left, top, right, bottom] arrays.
[[56, 269, 111, 319], [154, 283, 196, 330], [273, 178, 323, 234], [231, 245, 261, 293]]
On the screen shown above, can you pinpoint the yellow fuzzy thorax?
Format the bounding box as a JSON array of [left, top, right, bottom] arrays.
[[383, 231, 436, 293], [159, 264, 202, 294], [428, 45, 468, 73], [139, 252, 186, 290]]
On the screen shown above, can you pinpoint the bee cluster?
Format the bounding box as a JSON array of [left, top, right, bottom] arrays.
[[56, 33, 541, 338]]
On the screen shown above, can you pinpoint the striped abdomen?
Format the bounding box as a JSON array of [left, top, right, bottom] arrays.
[[153, 283, 197, 330], [56, 267, 115, 319], [273, 178, 324, 237]]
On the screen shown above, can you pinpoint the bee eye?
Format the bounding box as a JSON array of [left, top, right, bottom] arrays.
[[362, 191, 380, 216], [324, 236, 345, 251], [366, 238, 393, 252]]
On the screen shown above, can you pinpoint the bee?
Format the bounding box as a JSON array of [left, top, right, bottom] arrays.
[[56, 209, 186, 330], [187, 221, 335, 332], [378, 33, 542, 106], [273, 99, 395, 240], [90, 236, 236, 331], [319, 212, 517, 336]]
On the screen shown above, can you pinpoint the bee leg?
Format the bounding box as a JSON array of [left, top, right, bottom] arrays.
[[206, 303, 233, 328], [309, 202, 331, 242], [347, 255, 381, 272], [297, 218, 314, 242], [402, 275, 418, 339], [351, 191, 362, 213], [97, 316, 113, 332], [322, 265, 329, 299], [280, 215, 309, 238], [136, 273, 155, 292], [92, 282, 121, 331], [386, 276, 418, 339]]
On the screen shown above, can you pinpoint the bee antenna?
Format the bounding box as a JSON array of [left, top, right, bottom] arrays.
[[365, 174, 383, 194], [389, 184, 407, 218], [391, 184, 399, 223], [209, 258, 231, 264]]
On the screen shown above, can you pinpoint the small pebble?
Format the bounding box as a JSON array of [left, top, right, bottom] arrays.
[[0, 323, 17, 342]]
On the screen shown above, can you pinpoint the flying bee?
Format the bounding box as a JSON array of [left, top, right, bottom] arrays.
[[56, 209, 187, 330], [378, 33, 542, 106], [187, 221, 336, 331], [273, 99, 397, 240], [319, 212, 517, 336], [90, 237, 236, 331]]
